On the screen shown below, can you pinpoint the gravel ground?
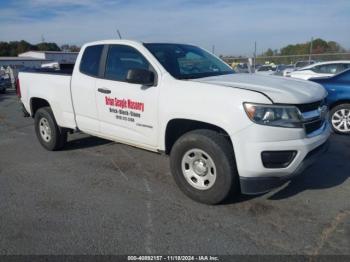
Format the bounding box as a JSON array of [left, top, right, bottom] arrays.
[[0, 90, 349, 255]]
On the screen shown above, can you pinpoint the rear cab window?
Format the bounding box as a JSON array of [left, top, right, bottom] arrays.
[[80, 45, 104, 76]]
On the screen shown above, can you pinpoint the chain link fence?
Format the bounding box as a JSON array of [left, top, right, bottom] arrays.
[[223, 52, 350, 66]]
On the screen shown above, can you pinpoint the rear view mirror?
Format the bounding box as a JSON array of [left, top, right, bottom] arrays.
[[126, 68, 155, 86]]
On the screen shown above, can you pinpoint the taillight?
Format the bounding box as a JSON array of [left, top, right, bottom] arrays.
[[16, 78, 21, 98]]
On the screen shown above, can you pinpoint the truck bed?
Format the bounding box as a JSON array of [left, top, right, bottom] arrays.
[[21, 67, 74, 76], [19, 71, 76, 129]]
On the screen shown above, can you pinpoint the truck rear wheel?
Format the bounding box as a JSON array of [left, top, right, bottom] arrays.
[[34, 107, 67, 151], [170, 129, 239, 204]]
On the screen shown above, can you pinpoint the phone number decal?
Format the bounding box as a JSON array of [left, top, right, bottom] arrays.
[[127, 255, 219, 261]]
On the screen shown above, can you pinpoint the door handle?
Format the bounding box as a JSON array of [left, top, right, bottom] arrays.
[[98, 88, 111, 94]]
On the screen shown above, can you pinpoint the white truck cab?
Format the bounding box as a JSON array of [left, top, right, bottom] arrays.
[[18, 40, 330, 204]]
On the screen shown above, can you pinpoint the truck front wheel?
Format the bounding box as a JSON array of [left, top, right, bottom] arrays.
[[170, 129, 239, 204], [34, 107, 67, 151]]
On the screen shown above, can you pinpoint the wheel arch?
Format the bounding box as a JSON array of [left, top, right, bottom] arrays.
[[329, 99, 350, 110], [164, 118, 233, 155], [30, 97, 51, 117]]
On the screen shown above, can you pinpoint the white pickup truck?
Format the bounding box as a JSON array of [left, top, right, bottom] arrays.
[[18, 40, 330, 204]]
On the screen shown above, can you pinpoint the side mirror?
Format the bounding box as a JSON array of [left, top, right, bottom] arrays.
[[126, 68, 155, 86]]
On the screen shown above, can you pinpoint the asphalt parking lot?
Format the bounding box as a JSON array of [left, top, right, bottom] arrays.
[[0, 89, 349, 255]]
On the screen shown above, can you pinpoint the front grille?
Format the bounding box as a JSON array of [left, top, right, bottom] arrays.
[[293, 100, 325, 135], [295, 100, 323, 113], [304, 119, 323, 134]]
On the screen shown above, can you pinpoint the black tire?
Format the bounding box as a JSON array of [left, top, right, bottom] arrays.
[[329, 104, 350, 135], [170, 129, 239, 205], [34, 107, 67, 150]]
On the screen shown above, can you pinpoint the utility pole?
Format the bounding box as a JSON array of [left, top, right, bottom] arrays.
[[309, 37, 313, 63], [212, 45, 215, 54], [253, 41, 257, 71], [41, 34, 45, 43]]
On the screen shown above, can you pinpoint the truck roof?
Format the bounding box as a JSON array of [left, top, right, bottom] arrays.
[[83, 39, 195, 47], [84, 39, 144, 46]]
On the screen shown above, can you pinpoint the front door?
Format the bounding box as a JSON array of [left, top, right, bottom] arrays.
[[95, 44, 159, 148]]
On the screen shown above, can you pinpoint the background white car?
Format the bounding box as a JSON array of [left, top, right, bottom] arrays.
[[255, 65, 276, 75], [282, 60, 315, 77], [289, 60, 350, 80]]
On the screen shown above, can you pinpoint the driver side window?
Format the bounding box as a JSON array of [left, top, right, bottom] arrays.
[[105, 45, 150, 82]]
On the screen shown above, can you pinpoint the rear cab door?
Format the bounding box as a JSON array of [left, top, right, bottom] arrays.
[[71, 44, 105, 133], [95, 43, 160, 149]]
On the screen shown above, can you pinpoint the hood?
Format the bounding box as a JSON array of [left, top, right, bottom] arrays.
[[192, 73, 327, 104]]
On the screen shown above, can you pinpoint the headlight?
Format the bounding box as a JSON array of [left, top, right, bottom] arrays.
[[243, 103, 303, 128]]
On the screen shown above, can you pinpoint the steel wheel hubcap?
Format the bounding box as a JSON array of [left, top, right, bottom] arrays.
[[39, 117, 52, 142], [181, 149, 216, 190], [332, 109, 350, 132]]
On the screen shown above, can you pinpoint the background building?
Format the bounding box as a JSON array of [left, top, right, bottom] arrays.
[[0, 51, 78, 69], [0, 51, 78, 89], [0, 57, 49, 69], [19, 51, 78, 64]]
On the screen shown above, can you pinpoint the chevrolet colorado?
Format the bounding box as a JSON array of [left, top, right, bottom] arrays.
[[18, 40, 330, 204]]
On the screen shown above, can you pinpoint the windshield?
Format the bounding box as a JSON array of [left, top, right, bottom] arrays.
[[144, 43, 234, 79]]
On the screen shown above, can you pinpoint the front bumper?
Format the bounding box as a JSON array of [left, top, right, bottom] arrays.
[[231, 122, 331, 194], [240, 140, 329, 194]]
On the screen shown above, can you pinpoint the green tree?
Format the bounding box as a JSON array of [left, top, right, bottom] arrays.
[[264, 48, 274, 56], [0, 40, 63, 56], [327, 41, 345, 52], [279, 38, 345, 56], [0, 42, 10, 56], [36, 42, 61, 51]]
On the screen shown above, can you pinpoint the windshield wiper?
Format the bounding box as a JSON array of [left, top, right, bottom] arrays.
[[178, 71, 234, 80]]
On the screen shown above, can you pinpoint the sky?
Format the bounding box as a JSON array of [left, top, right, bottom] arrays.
[[0, 0, 349, 56]]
